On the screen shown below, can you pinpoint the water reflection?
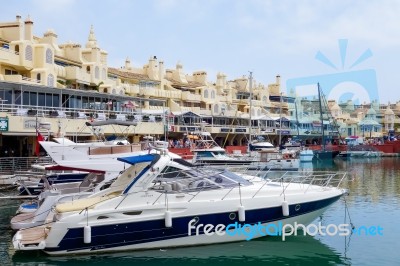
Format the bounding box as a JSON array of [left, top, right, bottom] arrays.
[[11, 235, 346, 266], [335, 157, 400, 201]]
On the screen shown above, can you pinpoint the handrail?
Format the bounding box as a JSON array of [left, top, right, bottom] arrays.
[[0, 156, 54, 175]]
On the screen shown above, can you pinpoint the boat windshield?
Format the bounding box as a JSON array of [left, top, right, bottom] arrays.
[[153, 167, 252, 192], [212, 151, 227, 156], [196, 151, 214, 158]]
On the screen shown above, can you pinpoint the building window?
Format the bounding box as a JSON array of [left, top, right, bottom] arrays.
[[204, 89, 209, 98], [25, 45, 33, 61], [95, 66, 99, 79], [86, 66, 90, 73], [214, 104, 219, 113], [37, 73, 41, 82], [5, 69, 18, 75], [15, 45, 20, 54], [48, 74, 54, 87], [46, 49, 53, 64], [211, 90, 215, 99]]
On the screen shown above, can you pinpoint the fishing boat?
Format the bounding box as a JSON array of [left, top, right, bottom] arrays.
[[191, 132, 255, 166], [13, 150, 348, 255], [248, 136, 275, 151]]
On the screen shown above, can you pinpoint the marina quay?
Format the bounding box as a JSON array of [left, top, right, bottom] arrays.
[[1, 15, 400, 157]]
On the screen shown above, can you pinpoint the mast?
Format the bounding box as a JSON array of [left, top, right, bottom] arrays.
[[295, 100, 300, 138], [278, 92, 283, 147], [317, 83, 325, 150], [248, 71, 253, 147]]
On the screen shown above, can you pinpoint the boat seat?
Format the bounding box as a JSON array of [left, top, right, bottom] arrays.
[[171, 182, 186, 191], [55, 191, 121, 213]]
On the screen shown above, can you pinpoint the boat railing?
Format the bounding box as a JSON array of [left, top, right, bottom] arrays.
[[275, 171, 349, 198], [1, 103, 168, 123], [48, 169, 350, 218]]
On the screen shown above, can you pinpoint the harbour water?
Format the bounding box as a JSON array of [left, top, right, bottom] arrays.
[[1, 157, 399, 266]]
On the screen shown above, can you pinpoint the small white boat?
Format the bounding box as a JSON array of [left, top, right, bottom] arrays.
[[249, 136, 275, 151], [249, 150, 299, 170], [191, 132, 254, 166], [11, 172, 109, 230]]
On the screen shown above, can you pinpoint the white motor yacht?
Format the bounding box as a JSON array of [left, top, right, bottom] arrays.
[[13, 151, 348, 255]]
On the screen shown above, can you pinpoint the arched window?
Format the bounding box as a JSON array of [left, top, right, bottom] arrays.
[[204, 89, 209, 98], [46, 49, 53, 64], [86, 66, 90, 73], [47, 74, 54, 87], [213, 104, 219, 113], [25, 45, 32, 61], [36, 73, 41, 82], [211, 90, 215, 99], [95, 66, 99, 79]]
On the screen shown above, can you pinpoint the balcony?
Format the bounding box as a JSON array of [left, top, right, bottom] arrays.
[[0, 47, 19, 65], [181, 91, 201, 102], [138, 87, 182, 100], [65, 66, 91, 84]]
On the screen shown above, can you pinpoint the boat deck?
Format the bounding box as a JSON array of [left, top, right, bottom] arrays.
[[18, 226, 48, 245], [11, 212, 35, 224]]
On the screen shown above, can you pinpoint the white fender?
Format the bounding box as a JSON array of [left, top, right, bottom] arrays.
[[165, 210, 172, 228], [84, 225, 91, 244], [282, 201, 289, 216], [238, 205, 246, 222]]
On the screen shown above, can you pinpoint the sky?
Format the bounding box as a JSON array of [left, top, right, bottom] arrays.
[[2, 0, 399, 104]]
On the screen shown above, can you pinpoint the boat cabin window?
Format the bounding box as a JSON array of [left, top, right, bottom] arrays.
[[159, 166, 182, 179], [80, 173, 105, 187], [212, 151, 226, 156], [153, 168, 252, 192], [196, 151, 214, 158]]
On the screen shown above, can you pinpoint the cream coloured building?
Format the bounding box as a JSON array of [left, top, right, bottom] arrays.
[[0, 15, 290, 156]]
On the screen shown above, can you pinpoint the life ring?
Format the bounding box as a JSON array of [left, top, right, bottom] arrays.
[[283, 154, 289, 159]]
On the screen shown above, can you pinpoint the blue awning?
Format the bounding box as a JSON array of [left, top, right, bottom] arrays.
[[117, 154, 155, 165]]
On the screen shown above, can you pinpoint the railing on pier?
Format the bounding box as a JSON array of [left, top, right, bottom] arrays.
[[0, 156, 54, 175]]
